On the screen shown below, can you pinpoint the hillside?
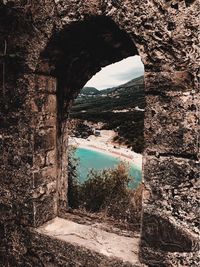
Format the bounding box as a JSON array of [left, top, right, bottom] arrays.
[[70, 76, 145, 153], [74, 76, 144, 112], [80, 87, 100, 96]]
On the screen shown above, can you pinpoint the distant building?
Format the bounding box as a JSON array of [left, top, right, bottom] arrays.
[[94, 130, 101, 137]]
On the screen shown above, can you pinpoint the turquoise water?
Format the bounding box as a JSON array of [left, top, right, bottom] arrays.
[[74, 147, 142, 188]]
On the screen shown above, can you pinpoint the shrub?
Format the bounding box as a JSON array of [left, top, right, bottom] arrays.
[[80, 163, 131, 212], [68, 154, 143, 228], [68, 146, 81, 209]]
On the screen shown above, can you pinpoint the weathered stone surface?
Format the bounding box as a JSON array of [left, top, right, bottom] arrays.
[[0, 74, 58, 229], [36, 217, 142, 266], [34, 129, 56, 152], [143, 156, 200, 232], [33, 193, 57, 227], [28, 94, 56, 114], [144, 91, 199, 156], [27, 231, 140, 267], [145, 71, 195, 92], [144, 155, 199, 187], [0, 0, 199, 266], [0, 223, 7, 266], [0, 219, 145, 267], [33, 167, 57, 188], [141, 210, 199, 252], [139, 247, 200, 267], [164, 251, 200, 267], [140, 209, 200, 266], [46, 149, 56, 166]]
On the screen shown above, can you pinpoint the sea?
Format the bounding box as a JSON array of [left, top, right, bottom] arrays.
[[74, 147, 142, 189]]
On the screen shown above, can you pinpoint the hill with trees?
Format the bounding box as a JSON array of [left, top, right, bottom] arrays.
[[70, 76, 145, 153], [80, 87, 100, 96]]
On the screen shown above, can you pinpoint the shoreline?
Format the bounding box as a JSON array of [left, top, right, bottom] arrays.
[[69, 137, 142, 170]]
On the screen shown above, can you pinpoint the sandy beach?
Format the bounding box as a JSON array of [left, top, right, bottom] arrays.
[[69, 131, 142, 170]]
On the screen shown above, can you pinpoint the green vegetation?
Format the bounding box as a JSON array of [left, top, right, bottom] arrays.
[[71, 76, 145, 153], [68, 148, 143, 229], [69, 119, 93, 138], [68, 146, 80, 209], [80, 87, 100, 95]]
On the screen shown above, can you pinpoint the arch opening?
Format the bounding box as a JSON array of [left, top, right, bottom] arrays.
[[39, 15, 143, 217], [67, 55, 145, 232]]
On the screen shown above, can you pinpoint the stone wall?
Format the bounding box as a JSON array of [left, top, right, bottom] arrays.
[[0, 1, 199, 266]]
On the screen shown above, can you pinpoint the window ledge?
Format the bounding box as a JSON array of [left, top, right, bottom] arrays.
[[36, 217, 143, 266]]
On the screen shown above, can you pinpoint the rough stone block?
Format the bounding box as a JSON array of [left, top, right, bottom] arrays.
[[165, 251, 200, 267], [14, 192, 57, 227], [0, 136, 4, 163], [33, 193, 57, 227], [0, 189, 14, 223], [140, 247, 200, 267], [3, 223, 29, 266], [33, 152, 46, 169], [29, 94, 56, 114], [35, 75, 56, 94], [11, 75, 57, 116], [144, 156, 199, 187], [145, 71, 195, 92], [17, 200, 35, 226], [0, 170, 33, 197], [28, 113, 57, 135], [0, 190, 35, 226], [17, 74, 56, 94], [139, 246, 168, 267], [34, 129, 56, 152], [0, 114, 21, 135], [24, 218, 141, 267], [144, 91, 199, 156], [2, 121, 34, 169], [0, 224, 7, 266], [55, 0, 101, 18], [0, 172, 56, 227], [46, 149, 56, 166], [143, 156, 199, 231], [33, 167, 57, 189], [33, 149, 57, 170], [141, 211, 199, 253], [81, 0, 102, 15], [3, 150, 33, 170]]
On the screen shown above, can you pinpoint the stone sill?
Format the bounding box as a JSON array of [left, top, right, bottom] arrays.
[[36, 217, 143, 266]]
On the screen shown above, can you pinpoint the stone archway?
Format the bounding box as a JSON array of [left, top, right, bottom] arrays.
[[38, 15, 139, 217], [0, 1, 199, 266]]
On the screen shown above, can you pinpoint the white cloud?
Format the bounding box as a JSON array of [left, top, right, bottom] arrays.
[[85, 55, 144, 90]]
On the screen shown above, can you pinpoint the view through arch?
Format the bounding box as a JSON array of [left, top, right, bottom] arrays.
[[39, 15, 141, 217], [67, 55, 145, 232]]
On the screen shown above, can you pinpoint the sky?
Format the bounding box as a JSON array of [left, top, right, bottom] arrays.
[[85, 55, 144, 90]]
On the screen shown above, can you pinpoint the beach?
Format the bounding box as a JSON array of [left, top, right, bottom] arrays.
[[69, 131, 142, 170]]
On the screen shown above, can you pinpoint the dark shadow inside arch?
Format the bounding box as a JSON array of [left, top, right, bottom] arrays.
[[39, 16, 138, 106]]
